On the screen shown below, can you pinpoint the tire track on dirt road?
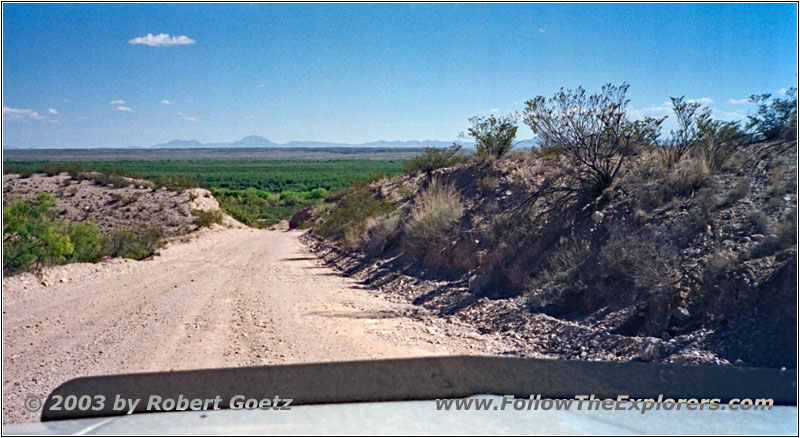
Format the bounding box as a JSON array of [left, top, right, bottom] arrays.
[[3, 227, 497, 424]]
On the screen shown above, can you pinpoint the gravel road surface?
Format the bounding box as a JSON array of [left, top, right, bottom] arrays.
[[3, 228, 492, 424]]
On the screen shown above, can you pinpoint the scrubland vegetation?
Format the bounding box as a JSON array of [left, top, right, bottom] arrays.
[[3, 192, 165, 273], [309, 84, 797, 367]]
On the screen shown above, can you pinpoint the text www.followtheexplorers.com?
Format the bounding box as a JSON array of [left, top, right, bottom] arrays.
[[435, 395, 774, 414]]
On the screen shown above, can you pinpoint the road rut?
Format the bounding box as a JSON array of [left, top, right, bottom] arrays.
[[3, 228, 482, 424]]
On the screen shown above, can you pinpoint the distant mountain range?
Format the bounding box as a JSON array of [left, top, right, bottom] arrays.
[[4, 135, 539, 150], [148, 135, 471, 149]]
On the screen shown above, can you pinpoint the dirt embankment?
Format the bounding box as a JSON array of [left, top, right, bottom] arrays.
[[2, 173, 220, 237], [305, 139, 797, 369]]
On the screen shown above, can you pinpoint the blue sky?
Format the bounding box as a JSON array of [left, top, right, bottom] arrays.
[[2, 3, 797, 148]]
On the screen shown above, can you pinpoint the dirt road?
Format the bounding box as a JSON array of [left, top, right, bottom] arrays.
[[3, 228, 495, 424]]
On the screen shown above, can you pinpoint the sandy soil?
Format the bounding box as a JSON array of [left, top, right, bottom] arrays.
[[2, 228, 506, 425]]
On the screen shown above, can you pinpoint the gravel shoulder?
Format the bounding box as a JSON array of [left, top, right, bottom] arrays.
[[3, 228, 505, 425]]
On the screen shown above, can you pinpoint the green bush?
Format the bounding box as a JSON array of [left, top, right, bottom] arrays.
[[212, 187, 318, 227], [314, 186, 397, 245], [695, 114, 747, 171], [747, 88, 798, 140], [468, 115, 518, 159], [65, 221, 103, 263], [403, 144, 466, 175], [103, 227, 164, 260], [308, 188, 329, 199], [3, 193, 73, 272], [193, 209, 225, 228], [3, 193, 105, 272], [279, 190, 305, 206]]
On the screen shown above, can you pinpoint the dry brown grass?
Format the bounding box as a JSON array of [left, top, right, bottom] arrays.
[[405, 179, 464, 252]]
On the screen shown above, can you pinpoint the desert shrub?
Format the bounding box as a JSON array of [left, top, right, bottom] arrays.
[[747, 88, 798, 140], [721, 180, 750, 206], [694, 114, 748, 171], [405, 180, 464, 252], [3, 193, 73, 272], [467, 114, 518, 159], [523, 83, 664, 192], [532, 142, 565, 160], [476, 176, 499, 193], [65, 222, 103, 263], [151, 175, 205, 192], [403, 144, 466, 175], [193, 209, 225, 228], [314, 186, 397, 245], [103, 226, 164, 260], [767, 167, 794, 197], [110, 193, 139, 206], [539, 238, 590, 283], [90, 172, 135, 188], [664, 96, 705, 166], [599, 227, 680, 294], [359, 212, 402, 255], [750, 212, 797, 259], [647, 155, 711, 205], [3, 193, 106, 272], [745, 209, 768, 234], [703, 253, 734, 285]]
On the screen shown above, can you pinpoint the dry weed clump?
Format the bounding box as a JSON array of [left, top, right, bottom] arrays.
[[405, 179, 464, 253]]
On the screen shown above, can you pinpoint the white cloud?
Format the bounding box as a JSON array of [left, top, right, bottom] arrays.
[[48, 119, 59, 124], [109, 99, 126, 105], [161, 99, 172, 105], [687, 97, 714, 105], [114, 106, 133, 112], [727, 98, 751, 105], [628, 104, 672, 120], [489, 108, 501, 114], [711, 109, 747, 120], [538, 28, 546, 33], [2, 107, 45, 121], [129, 33, 196, 47], [778, 87, 789, 95], [47, 108, 59, 115], [177, 111, 197, 121]]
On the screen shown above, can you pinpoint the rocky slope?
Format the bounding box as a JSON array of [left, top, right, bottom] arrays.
[[305, 139, 797, 368], [3, 172, 220, 238]]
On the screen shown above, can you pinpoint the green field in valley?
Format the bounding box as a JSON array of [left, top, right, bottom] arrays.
[[3, 158, 405, 227]]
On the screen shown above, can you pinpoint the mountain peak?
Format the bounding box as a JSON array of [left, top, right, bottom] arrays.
[[233, 135, 273, 146]]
